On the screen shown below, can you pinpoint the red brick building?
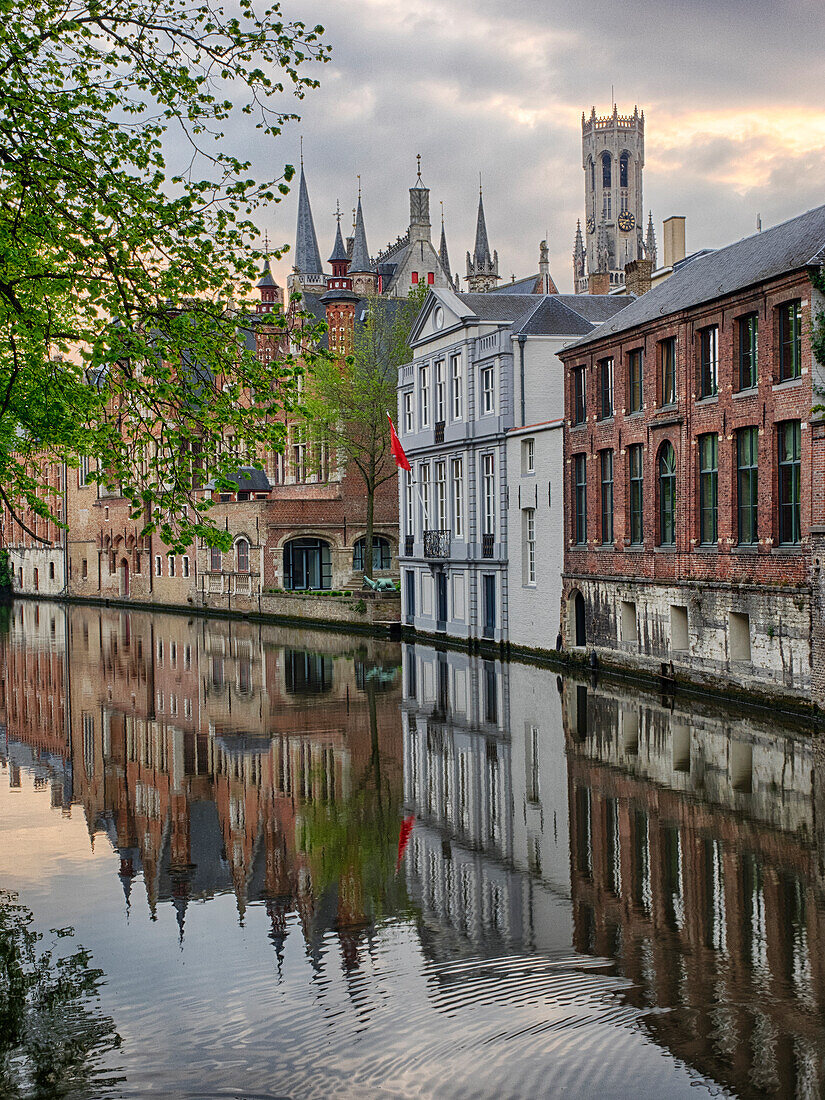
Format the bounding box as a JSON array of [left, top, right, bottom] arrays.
[[559, 204, 825, 710]]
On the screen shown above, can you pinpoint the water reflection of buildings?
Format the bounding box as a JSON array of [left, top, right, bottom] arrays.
[[0, 604, 404, 968], [403, 643, 825, 1097]]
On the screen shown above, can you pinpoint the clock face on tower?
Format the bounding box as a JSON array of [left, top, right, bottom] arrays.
[[618, 210, 635, 233], [586, 216, 596, 235]]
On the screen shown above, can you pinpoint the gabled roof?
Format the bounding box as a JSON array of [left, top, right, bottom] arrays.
[[514, 297, 596, 337], [571, 203, 825, 350], [551, 294, 633, 323], [491, 275, 539, 295], [454, 292, 538, 323]]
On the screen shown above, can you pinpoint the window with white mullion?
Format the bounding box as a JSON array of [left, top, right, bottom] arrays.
[[452, 458, 464, 538], [435, 461, 447, 529], [451, 354, 463, 420], [482, 453, 496, 536]]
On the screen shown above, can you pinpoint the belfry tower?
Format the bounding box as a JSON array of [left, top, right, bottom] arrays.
[[575, 104, 645, 293]]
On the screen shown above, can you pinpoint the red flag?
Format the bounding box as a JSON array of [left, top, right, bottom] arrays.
[[396, 814, 415, 872], [387, 413, 411, 472]]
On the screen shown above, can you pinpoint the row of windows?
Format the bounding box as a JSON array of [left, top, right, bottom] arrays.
[[410, 271, 436, 286], [587, 151, 632, 192], [571, 421, 802, 548], [571, 300, 802, 425], [405, 355, 498, 433], [406, 453, 496, 537]]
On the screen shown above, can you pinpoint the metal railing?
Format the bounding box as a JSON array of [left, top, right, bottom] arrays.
[[434, 421, 445, 443], [423, 530, 451, 559], [482, 533, 495, 558], [404, 535, 414, 556]]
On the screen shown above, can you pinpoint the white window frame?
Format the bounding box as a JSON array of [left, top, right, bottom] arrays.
[[78, 456, 91, 487], [452, 457, 464, 538], [435, 461, 447, 529], [168, 555, 175, 578], [524, 508, 536, 585], [523, 438, 535, 474], [406, 470, 415, 538], [482, 453, 496, 536], [481, 364, 495, 415], [451, 354, 463, 420], [155, 555, 162, 577], [404, 391, 414, 433], [419, 365, 430, 428], [419, 462, 431, 530], [435, 360, 446, 423], [182, 555, 190, 578]]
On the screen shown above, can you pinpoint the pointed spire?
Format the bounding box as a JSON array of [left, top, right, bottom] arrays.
[[473, 178, 492, 266], [294, 160, 323, 276], [349, 195, 373, 273], [256, 257, 277, 288], [645, 211, 657, 268], [328, 201, 348, 264], [438, 202, 453, 289]]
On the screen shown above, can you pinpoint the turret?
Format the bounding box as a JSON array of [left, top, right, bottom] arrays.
[[321, 206, 359, 354], [573, 221, 586, 293], [465, 182, 499, 292], [256, 257, 283, 315], [349, 187, 377, 297], [645, 211, 658, 269], [438, 205, 455, 291], [288, 153, 325, 296], [409, 155, 431, 245]]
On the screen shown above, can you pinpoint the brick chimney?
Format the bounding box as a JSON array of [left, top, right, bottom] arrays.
[[624, 257, 653, 297], [589, 271, 610, 296]]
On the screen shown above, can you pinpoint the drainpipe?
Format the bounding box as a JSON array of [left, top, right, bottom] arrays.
[[517, 335, 526, 427]]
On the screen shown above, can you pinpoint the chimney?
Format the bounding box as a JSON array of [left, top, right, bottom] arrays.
[[624, 257, 653, 297], [589, 271, 610, 296], [663, 216, 686, 269]]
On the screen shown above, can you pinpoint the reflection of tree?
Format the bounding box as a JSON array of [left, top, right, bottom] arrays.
[[0, 890, 123, 1098], [298, 679, 408, 962]]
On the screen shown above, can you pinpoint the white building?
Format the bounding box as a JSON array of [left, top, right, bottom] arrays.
[[398, 287, 629, 648]]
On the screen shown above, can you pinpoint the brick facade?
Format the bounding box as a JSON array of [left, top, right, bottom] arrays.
[[560, 222, 824, 708]]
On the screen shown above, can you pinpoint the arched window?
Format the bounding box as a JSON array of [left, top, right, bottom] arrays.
[[658, 442, 676, 546], [570, 590, 586, 647], [353, 536, 391, 572], [620, 151, 630, 189], [284, 538, 332, 591], [588, 157, 595, 191], [236, 538, 250, 572], [601, 152, 611, 189]]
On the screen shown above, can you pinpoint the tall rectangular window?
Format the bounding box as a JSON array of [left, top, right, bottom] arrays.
[[435, 360, 446, 423], [482, 454, 496, 536], [210, 546, 221, 572], [573, 454, 587, 545], [628, 349, 643, 413], [406, 470, 415, 537], [600, 449, 614, 544], [699, 325, 718, 397], [738, 313, 758, 390], [78, 456, 91, 487], [451, 354, 462, 420], [737, 427, 758, 545], [572, 366, 586, 424], [522, 438, 535, 474], [628, 444, 644, 545], [451, 458, 464, 538], [698, 434, 718, 544], [481, 365, 495, 415], [599, 357, 614, 419], [403, 391, 414, 433], [660, 337, 676, 405], [523, 508, 536, 584], [778, 420, 801, 544], [435, 461, 447, 529], [419, 365, 430, 427], [779, 300, 801, 381], [419, 463, 431, 530]]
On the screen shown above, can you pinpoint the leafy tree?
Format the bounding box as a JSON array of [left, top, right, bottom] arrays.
[[0, 0, 330, 551], [305, 286, 425, 578], [0, 890, 123, 1097]]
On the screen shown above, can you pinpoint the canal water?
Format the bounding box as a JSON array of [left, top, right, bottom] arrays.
[[0, 602, 821, 1098]]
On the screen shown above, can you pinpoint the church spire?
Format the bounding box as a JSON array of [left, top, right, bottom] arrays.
[[573, 220, 586, 292], [465, 178, 499, 292], [349, 190, 377, 296], [289, 157, 324, 294], [438, 203, 454, 290], [645, 211, 658, 268]]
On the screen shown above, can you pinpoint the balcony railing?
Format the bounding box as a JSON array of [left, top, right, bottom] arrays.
[[482, 533, 495, 558], [404, 535, 414, 556], [424, 530, 451, 559], [434, 420, 445, 444]]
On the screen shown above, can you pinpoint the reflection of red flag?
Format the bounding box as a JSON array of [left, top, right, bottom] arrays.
[[387, 413, 411, 472], [396, 814, 415, 872]]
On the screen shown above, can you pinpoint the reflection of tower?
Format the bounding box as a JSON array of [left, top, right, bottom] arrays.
[[576, 104, 645, 293]]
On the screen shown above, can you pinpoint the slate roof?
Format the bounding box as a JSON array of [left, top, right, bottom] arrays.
[[454, 292, 539, 323], [256, 258, 277, 288], [492, 275, 539, 295], [328, 219, 349, 264], [551, 294, 633, 323], [205, 466, 271, 492], [294, 165, 323, 275], [571, 203, 825, 349], [472, 190, 492, 265], [514, 296, 597, 337], [349, 198, 374, 273]]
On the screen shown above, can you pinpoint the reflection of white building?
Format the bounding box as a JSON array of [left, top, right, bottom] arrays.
[[401, 643, 573, 956]]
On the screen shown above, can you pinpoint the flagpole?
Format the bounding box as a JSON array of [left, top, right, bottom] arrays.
[[387, 411, 431, 532]]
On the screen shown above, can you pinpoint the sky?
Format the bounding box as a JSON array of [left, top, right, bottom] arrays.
[[248, 0, 825, 294]]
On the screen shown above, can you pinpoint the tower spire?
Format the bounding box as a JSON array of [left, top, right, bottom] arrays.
[[349, 188, 376, 295], [645, 211, 657, 268], [465, 177, 499, 292], [438, 201, 454, 291], [290, 154, 324, 294]]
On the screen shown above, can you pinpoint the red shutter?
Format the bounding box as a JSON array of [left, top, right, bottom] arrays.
[[427, 272, 434, 285], [411, 271, 419, 284]]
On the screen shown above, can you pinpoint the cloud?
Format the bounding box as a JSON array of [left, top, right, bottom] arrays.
[[254, 0, 825, 294]]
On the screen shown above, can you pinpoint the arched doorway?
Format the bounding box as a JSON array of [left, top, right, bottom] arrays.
[[570, 590, 586, 647], [119, 558, 130, 597], [283, 538, 332, 591]]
